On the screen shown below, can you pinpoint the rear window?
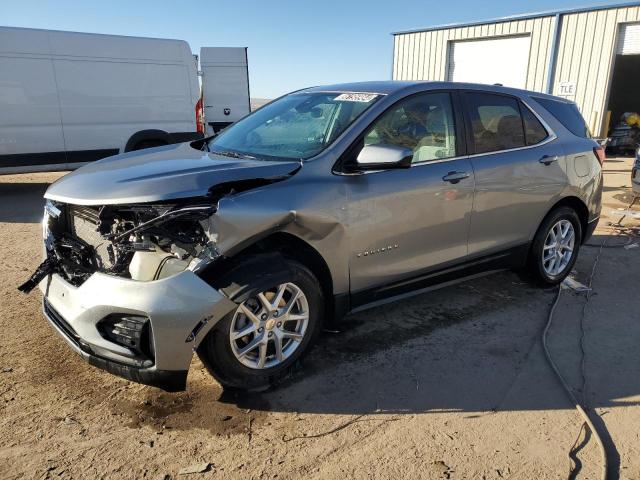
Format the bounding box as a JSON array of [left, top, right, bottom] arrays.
[[520, 103, 548, 145], [466, 92, 525, 154], [534, 97, 591, 138]]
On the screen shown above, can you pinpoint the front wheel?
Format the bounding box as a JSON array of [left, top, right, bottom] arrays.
[[197, 258, 324, 391], [527, 206, 582, 285]]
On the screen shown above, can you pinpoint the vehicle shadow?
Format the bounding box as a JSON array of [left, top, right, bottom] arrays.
[[0, 182, 49, 223], [207, 238, 640, 421]]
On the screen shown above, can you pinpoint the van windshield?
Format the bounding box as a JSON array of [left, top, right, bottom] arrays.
[[207, 92, 381, 160]]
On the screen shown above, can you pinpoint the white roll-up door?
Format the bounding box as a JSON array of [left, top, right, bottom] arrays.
[[447, 35, 531, 89], [617, 23, 640, 55]]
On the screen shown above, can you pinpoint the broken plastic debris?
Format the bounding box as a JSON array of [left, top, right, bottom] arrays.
[[178, 463, 211, 475], [609, 209, 640, 218], [561, 276, 591, 292]]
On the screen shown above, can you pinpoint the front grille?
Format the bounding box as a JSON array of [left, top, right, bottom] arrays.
[[68, 205, 113, 269], [69, 205, 100, 224]]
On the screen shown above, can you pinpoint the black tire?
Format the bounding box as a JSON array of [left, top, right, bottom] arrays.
[[197, 258, 324, 391], [527, 206, 582, 285], [132, 139, 167, 151]]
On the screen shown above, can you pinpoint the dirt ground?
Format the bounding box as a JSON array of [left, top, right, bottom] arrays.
[[0, 158, 639, 480]]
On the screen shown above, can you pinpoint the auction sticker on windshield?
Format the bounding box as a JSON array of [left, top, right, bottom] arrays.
[[334, 93, 378, 102]]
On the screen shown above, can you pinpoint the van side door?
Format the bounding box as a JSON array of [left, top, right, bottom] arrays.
[[0, 28, 66, 171], [461, 90, 566, 256]]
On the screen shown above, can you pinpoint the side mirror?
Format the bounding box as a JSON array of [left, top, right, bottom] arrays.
[[356, 144, 413, 170]]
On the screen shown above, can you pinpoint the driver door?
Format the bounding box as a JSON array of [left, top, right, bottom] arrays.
[[343, 91, 475, 303]]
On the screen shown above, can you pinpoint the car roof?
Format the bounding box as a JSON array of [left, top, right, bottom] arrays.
[[301, 80, 569, 103]]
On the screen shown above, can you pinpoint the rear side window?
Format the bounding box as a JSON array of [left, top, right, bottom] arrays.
[[520, 103, 549, 145], [466, 92, 525, 154], [534, 97, 591, 138]]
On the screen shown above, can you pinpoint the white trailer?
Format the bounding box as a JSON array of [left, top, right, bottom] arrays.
[[0, 27, 250, 174]]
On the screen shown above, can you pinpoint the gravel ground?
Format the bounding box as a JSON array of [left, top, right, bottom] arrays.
[[0, 158, 638, 480]]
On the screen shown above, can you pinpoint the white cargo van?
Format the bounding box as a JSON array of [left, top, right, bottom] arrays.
[[0, 27, 251, 174]]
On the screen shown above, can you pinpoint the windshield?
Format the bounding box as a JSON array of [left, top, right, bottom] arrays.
[[207, 91, 381, 160]]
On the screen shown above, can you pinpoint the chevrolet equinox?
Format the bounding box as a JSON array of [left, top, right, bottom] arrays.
[[21, 82, 603, 392]]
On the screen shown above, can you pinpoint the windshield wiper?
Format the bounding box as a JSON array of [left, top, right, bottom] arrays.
[[212, 150, 256, 160]]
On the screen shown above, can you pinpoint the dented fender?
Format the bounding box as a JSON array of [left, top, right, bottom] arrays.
[[206, 169, 351, 295]]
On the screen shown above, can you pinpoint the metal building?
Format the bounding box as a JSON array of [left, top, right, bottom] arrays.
[[392, 2, 640, 138]]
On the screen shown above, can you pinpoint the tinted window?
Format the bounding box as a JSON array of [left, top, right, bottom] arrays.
[[520, 103, 548, 145], [364, 92, 457, 163], [534, 97, 590, 138], [466, 92, 525, 154]]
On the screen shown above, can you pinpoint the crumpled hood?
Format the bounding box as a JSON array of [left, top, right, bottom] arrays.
[[45, 142, 301, 205]]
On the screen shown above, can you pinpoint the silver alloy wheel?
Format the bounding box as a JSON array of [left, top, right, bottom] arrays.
[[229, 282, 309, 370], [542, 219, 576, 277]]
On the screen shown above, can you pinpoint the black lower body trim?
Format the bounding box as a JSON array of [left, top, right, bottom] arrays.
[[169, 131, 204, 143], [350, 244, 529, 310], [0, 149, 119, 169], [87, 356, 187, 392], [583, 217, 599, 243], [208, 121, 233, 133]]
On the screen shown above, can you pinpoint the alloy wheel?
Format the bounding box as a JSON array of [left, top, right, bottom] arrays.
[[542, 219, 575, 277], [229, 282, 309, 369]]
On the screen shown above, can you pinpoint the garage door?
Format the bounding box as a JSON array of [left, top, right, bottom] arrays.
[[447, 35, 531, 89], [617, 23, 640, 55]]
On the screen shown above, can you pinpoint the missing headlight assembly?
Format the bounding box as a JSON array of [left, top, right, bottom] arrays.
[[20, 199, 219, 291]]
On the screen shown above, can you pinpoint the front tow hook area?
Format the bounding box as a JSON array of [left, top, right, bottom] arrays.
[[18, 257, 59, 293]]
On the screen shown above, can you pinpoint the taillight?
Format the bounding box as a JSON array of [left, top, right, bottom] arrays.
[[593, 146, 605, 166], [195, 98, 204, 134]]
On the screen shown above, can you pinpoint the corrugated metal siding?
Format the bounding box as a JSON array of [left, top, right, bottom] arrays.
[[554, 5, 640, 135], [393, 16, 556, 93], [392, 5, 640, 136]]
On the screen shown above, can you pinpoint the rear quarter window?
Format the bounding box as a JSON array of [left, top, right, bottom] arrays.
[[534, 97, 591, 138]]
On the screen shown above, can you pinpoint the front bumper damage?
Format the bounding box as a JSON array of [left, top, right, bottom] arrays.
[[39, 270, 236, 391]]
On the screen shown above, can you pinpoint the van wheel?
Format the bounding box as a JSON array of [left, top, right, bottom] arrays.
[[132, 139, 167, 151], [528, 206, 582, 285], [197, 259, 324, 391]]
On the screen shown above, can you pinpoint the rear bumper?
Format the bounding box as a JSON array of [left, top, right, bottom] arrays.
[[584, 216, 599, 243], [40, 271, 236, 391]]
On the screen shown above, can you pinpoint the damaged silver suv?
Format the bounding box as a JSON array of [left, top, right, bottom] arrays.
[[21, 82, 603, 392]]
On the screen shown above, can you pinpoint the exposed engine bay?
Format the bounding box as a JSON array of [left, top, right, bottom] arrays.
[[37, 200, 218, 287]]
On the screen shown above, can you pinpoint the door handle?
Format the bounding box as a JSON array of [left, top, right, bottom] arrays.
[[442, 171, 470, 184], [539, 154, 559, 165]]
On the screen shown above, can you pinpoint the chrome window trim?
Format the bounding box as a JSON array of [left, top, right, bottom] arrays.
[[333, 94, 558, 176], [463, 96, 557, 159]]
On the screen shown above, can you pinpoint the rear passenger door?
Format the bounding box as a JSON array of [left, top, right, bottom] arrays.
[[462, 91, 566, 255]]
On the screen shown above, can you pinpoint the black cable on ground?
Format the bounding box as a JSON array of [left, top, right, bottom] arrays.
[[542, 237, 608, 480], [610, 196, 638, 227], [584, 197, 640, 249], [584, 235, 633, 248]]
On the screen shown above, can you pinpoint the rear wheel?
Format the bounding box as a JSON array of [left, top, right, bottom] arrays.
[[527, 206, 582, 285], [197, 258, 323, 391]]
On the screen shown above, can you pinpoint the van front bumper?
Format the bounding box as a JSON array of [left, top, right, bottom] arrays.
[[39, 271, 237, 391]]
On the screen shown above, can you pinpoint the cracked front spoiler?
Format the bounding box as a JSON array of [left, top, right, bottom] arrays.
[[39, 270, 237, 391]]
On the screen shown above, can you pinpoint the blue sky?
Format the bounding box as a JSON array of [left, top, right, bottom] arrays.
[[2, 0, 628, 98]]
